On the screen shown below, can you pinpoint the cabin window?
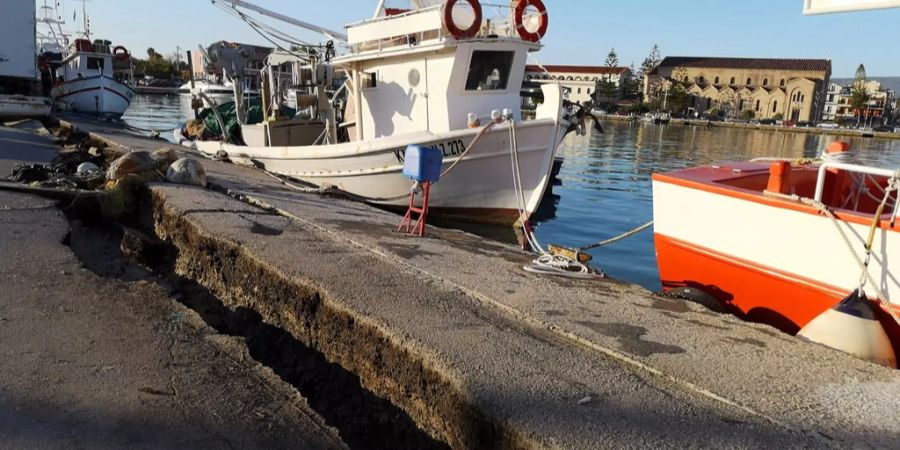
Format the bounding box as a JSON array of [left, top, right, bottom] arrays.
[[465, 51, 514, 91], [87, 57, 105, 71], [361, 71, 377, 89]]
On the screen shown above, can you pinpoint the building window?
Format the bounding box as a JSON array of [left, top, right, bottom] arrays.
[[714, 76, 720, 84], [587, 88, 592, 94], [739, 100, 744, 110], [577, 88, 582, 94], [773, 101, 778, 112], [706, 98, 712, 109], [746, 77, 752, 85], [779, 79, 785, 87], [465, 50, 514, 91], [698, 76, 706, 84], [684, 76, 689, 82], [763, 78, 769, 86], [730, 77, 736, 84], [755, 100, 760, 111]]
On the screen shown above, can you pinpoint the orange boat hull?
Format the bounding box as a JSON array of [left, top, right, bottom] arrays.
[[656, 233, 900, 352]]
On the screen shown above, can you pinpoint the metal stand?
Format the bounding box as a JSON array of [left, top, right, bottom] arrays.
[[397, 182, 431, 237]]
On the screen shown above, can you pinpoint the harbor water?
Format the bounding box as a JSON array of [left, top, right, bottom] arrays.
[[124, 94, 900, 291]]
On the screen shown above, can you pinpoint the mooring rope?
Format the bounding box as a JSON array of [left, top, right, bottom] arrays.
[[766, 180, 900, 326]]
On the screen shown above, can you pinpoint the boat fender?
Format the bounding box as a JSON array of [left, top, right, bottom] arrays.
[[441, 0, 483, 40], [467, 112, 481, 128], [113, 46, 130, 61], [513, 0, 549, 42], [798, 289, 896, 368], [661, 287, 725, 314]]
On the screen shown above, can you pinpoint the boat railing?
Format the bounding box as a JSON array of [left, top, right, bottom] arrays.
[[814, 162, 900, 206], [348, 1, 522, 53]]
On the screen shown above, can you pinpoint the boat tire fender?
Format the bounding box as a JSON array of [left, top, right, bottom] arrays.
[[661, 287, 725, 314], [442, 0, 483, 40], [114, 46, 130, 61], [513, 0, 548, 42]]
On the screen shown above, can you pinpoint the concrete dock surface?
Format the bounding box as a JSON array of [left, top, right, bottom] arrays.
[[0, 187, 346, 449], [2, 117, 900, 448]]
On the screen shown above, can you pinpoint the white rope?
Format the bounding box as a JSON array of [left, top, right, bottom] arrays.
[[769, 186, 900, 326], [502, 114, 599, 278]]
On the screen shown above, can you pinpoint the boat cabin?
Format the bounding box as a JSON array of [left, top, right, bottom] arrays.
[[334, 2, 545, 141], [54, 39, 132, 84]]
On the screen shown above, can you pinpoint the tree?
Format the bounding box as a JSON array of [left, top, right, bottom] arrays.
[[849, 63, 871, 127], [147, 47, 158, 59], [620, 63, 642, 101], [664, 82, 691, 114], [638, 44, 663, 103], [638, 44, 662, 81], [599, 48, 620, 108]]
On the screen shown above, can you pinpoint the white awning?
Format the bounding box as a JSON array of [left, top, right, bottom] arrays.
[[804, 0, 900, 14]]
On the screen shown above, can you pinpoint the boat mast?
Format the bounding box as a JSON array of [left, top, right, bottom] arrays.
[[372, 0, 387, 18], [81, 0, 90, 39], [214, 0, 348, 42]]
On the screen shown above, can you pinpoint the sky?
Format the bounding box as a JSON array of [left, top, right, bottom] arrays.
[[50, 0, 900, 77]]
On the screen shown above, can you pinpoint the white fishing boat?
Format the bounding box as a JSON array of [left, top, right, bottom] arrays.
[[178, 0, 586, 225], [46, 38, 135, 117], [38, 1, 135, 117], [0, 0, 51, 120], [179, 80, 250, 96]]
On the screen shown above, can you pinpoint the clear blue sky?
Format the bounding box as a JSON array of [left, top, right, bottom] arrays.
[[63, 0, 900, 77]]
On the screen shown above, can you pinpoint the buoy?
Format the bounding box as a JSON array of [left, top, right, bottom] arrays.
[[799, 173, 897, 368], [798, 290, 896, 368], [76, 162, 100, 175]]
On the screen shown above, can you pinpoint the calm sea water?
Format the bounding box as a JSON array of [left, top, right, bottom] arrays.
[[124, 94, 900, 290]]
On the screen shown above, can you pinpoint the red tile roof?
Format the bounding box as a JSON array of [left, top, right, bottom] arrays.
[[652, 57, 831, 74], [525, 64, 629, 75]]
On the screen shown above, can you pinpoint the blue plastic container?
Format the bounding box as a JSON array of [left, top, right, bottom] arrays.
[[402, 144, 443, 182]]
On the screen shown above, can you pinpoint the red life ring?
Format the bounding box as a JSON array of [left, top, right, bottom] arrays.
[[113, 46, 130, 61], [442, 0, 482, 40], [513, 0, 548, 42]]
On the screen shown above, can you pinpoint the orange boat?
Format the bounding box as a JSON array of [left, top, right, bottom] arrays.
[[652, 143, 900, 364]]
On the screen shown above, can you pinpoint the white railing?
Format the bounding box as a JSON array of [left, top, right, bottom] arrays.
[[814, 162, 900, 203]]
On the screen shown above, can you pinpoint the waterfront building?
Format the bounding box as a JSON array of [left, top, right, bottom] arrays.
[[525, 64, 630, 105], [644, 56, 832, 122], [191, 41, 274, 89], [823, 82, 843, 121], [822, 80, 895, 125]]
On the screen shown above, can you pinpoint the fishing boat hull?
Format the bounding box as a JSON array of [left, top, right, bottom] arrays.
[[180, 118, 566, 225], [652, 162, 900, 351], [51, 75, 134, 117], [0, 94, 52, 120]]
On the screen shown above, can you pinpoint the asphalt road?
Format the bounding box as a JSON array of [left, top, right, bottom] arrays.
[[0, 125, 347, 449]]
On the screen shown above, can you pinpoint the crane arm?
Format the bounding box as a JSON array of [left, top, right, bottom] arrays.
[[213, 0, 348, 42]]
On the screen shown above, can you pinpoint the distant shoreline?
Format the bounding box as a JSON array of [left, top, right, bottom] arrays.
[[599, 115, 900, 140]]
